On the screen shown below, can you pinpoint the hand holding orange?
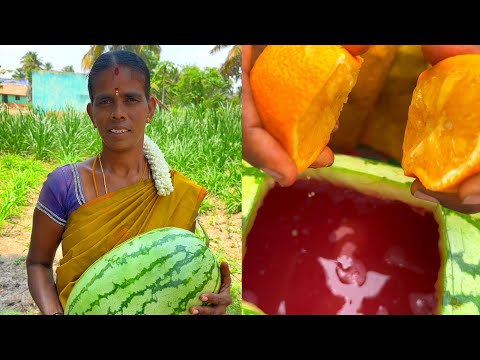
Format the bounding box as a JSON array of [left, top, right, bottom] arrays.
[[402, 54, 480, 192], [249, 45, 364, 173], [404, 45, 480, 214]]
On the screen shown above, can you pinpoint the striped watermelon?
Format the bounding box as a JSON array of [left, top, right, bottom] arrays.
[[64, 227, 221, 315], [242, 155, 480, 314]]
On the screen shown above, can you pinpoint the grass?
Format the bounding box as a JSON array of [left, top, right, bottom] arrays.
[[0, 309, 35, 315], [13, 256, 27, 266], [0, 154, 51, 230], [199, 197, 216, 214]]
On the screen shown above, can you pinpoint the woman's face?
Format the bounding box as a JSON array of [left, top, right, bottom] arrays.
[[87, 65, 155, 152]]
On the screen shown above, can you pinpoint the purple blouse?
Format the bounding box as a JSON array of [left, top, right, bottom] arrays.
[[36, 164, 86, 226]]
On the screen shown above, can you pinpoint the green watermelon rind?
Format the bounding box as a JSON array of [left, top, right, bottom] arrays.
[[436, 208, 480, 315], [65, 227, 221, 315], [300, 154, 436, 210], [242, 161, 273, 258], [242, 154, 480, 315], [241, 300, 266, 315]]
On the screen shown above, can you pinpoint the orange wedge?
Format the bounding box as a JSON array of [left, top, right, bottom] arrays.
[[360, 45, 429, 162], [249, 45, 363, 172], [402, 54, 480, 192], [329, 45, 398, 151]]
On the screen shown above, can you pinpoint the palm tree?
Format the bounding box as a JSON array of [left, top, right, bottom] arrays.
[[14, 51, 44, 101], [12, 69, 25, 80], [0, 65, 12, 75], [81, 45, 161, 72], [62, 65, 75, 73], [150, 61, 179, 106], [20, 51, 44, 83], [210, 45, 241, 81], [43, 62, 53, 70]]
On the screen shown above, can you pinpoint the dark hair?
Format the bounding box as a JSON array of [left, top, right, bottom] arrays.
[[87, 50, 150, 102]]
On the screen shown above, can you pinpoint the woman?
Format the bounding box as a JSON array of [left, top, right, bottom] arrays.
[[26, 50, 232, 315]]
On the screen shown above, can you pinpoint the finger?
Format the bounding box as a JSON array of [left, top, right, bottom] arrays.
[[242, 127, 297, 187], [421, 45, 480, 65], [199, 292, 232, 306], [250, 45, 268, 68], [242, 45, 268, 74], [458, 173, 480, 205], [190, 305, 226, 315], [343, 45, 370, 56], [190, 305, 211, 315], [309, 146, 334, 168], [242, 73, 297, 186], [411, 179, 480, 214], [195, 262, 233, 308], [332, 120, 340, 133], [219, 261, 232, 288], [242, 45, 253, 74]]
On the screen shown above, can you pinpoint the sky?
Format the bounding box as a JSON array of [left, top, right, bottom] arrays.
[[0, 45, 230, 74]]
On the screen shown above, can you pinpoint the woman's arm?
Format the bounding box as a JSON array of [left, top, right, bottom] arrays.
[[26, 208, 65, 314]]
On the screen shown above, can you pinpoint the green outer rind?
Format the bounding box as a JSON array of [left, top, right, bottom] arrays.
[[242, 161, 274, 259], [436, 208, 480, 314], [241, 300, 266, 315], [242, 154, 480, 315], [65, 227, 221, 315], [301, 155, 436, 210]]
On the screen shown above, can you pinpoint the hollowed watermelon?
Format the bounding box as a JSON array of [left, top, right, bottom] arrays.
[[242, 155, 480, 315]]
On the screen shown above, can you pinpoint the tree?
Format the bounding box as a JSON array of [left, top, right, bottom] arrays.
[[172, 65, 232, 108], [62, 65, 75, 72], [11, 51, 43, 102], [11, 51, 43, 86], [12, 69, 26, 80], [43, 62, 53, 70], [81, 45, 161, 72], [210, 45, 241, 82], [150, 61, 180, 106], [0, 65, 12, 75]]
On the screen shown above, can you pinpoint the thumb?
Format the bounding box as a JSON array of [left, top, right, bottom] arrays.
[[243, 126, 298, 187], [421, 45, 480, 65], [343, 45, 370, 56]]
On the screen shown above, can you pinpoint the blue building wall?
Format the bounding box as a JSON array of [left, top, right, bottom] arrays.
[[32, 71, 89, 111]]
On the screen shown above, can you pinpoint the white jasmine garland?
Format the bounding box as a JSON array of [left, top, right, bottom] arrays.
[[143, 134, 174, 196]]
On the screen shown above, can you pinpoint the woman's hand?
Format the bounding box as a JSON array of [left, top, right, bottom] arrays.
[[411, 45, 480, 214], [421, 45, 480, 65], [189, 262, 232, 315], [411, 176, 480, 214]]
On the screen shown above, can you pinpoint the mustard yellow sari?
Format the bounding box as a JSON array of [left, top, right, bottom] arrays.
[[56, 170, 206, 309]]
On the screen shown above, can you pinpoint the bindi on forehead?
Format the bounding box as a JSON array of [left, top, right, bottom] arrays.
[[95, 66, 146, 98], [108, 66, 143, 83]]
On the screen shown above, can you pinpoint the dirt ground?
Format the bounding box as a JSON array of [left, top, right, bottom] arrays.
[[0, 188, 241, 314]]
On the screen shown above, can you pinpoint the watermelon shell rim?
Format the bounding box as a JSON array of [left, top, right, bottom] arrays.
[[242, 154, 480, 315]]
